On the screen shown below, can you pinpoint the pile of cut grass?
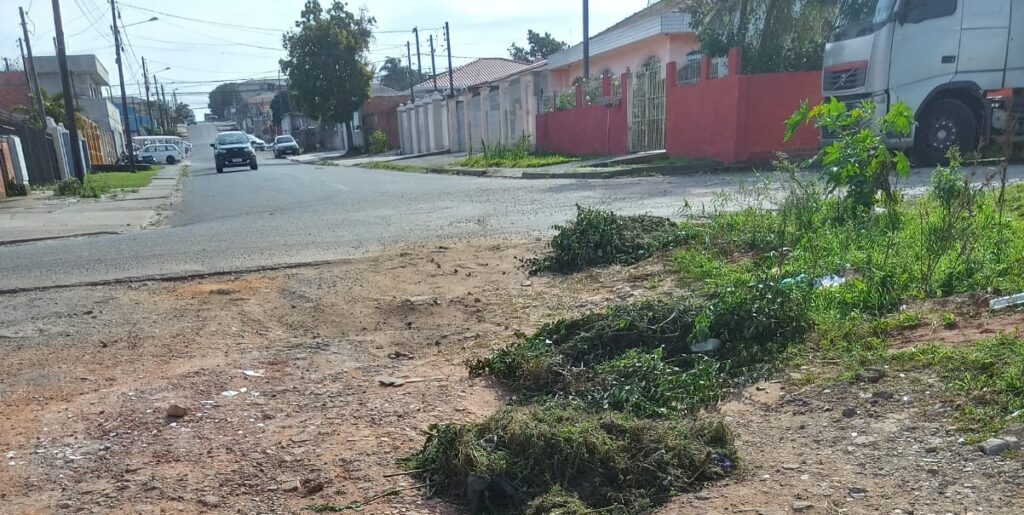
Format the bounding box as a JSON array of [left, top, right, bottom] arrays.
[[406, 406, 735, 514], [528, 206, 688, 274]]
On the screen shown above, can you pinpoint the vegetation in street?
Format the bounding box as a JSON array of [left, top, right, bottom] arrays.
[[409, 97, 1024, 514], [358, 161, 424, 173], [52, 171, 158, 199], [407, 406, 735, 514], [460, 136, 575, 169], [281, 1, 375, 150], [527, 206, 687, 274], [367, 130, 388, 154]]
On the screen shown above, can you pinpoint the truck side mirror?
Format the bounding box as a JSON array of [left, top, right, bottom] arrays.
[[210, 143, 215, 148]]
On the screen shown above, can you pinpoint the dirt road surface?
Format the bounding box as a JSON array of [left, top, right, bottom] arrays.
[[2, 240, 1022, 514]]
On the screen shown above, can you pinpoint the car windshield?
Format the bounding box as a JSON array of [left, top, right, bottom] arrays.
[[275, 136, 295, 144], [217, 133, 249, 145], [832, 0, 897, 42]]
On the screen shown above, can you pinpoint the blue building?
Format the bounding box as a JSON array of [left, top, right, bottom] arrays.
[[113, 96, 157, 136]]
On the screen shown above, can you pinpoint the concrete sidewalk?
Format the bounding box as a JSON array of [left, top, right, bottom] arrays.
[[0, 165, 184, 245]]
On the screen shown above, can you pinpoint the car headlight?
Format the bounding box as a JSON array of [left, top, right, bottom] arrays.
[[216, 149, 227, 155]]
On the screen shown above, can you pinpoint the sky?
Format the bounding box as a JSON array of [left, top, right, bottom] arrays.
[[1, 0, 653, 117]]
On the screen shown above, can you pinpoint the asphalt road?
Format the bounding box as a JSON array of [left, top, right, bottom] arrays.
[[2, 150, 1020, 291], [0, 151, 727, 290]]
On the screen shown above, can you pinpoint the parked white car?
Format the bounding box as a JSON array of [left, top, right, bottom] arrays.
[[138, 144, 183, 165]]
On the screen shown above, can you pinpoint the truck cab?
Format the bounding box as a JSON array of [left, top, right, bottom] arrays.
[[823, 0, 1023, 164]]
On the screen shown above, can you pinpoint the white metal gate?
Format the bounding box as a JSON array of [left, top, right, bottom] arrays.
[[629, 57, 665, 152]]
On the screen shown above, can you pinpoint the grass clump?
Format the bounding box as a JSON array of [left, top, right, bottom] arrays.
[[54, 171, 158, 198], [407, 405, 735, 514], [529, 206, 687, 274], [461, 136, 574, 169], [359, 161, 424, 173]]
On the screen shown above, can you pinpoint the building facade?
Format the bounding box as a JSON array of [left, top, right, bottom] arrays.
[[34, 55, 125, 157]]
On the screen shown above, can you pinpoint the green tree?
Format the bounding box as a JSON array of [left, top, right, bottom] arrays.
[[690, 0, 837, 73], [280, 0, 375, 149], [208, 83, 243, 119], [508, 30, 569, 62], [270, 90, 291, 127], [377, 56, 423, 92], [172, 103, 194, 125]]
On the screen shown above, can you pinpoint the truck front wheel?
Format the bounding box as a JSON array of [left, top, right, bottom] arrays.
[[914, 98, 977, 166]]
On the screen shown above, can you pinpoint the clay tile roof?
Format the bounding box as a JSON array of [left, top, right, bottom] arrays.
[[416, 58, 533, 90]]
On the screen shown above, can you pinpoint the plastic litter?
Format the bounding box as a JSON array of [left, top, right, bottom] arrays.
[[989, 292, 1024, 310], [690, 338, 722, 354], [815, 275, 846, 288], [220, 390, 239, 397], [242, 370, 264, 377]]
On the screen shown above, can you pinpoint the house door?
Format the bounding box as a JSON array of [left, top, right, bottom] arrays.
[[629, 56, 665, 153]]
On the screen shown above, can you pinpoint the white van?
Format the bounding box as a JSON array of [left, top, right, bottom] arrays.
[[138, 144, 183, 165]]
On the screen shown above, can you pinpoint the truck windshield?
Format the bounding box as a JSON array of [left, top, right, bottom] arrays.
[[832, 0, 897, 42]]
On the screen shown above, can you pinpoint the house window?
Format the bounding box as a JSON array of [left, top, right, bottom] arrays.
[[640, 56, 661, 74]]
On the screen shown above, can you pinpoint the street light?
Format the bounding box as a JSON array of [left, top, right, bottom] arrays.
[[123, 16, 158, 28]]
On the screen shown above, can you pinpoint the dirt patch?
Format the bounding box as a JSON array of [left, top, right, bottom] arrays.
[[0, 240, 669, 514], [3, 240, 1022, 514], [888, 302, 1024, 350]]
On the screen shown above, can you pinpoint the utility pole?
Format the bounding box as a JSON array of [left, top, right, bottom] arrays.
[[160, 83, 169, 132], [52, 0, 86, 181], [142, 57, 153, 134], [413, 27, 423, 82], [583, 0, 591, 79], [18, 39, 32, 98], [429, 35, 438, 92], [406, 41, 414, 103], [110, 0, 135, 171], [153, 75, 163, 132], [172, 89, 178, 107], [19, 8, 47, 126], [3, 58, 9, 72], [444, 22, 454, 97]]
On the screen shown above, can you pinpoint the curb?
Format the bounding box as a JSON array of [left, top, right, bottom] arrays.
[[0, 231, 121, 247]]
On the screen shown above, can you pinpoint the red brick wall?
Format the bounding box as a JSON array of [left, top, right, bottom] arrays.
[[0, 72, 30, 118], [535, 74, 629, 156], [362, 96, 403, 150]]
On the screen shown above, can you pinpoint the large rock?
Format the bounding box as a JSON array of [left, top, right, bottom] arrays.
[[978, 436, 1021, 456], [166, 404, 187, 418]]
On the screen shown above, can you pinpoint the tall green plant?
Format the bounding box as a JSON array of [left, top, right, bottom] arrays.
[[785, 98, 913, 212]]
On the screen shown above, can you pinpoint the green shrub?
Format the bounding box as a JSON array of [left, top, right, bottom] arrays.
[[368, 130, 388, 154], [406, 406, 735, 513], [529, 206, 687, 274], [525, 487, 590, 515], [53, 178, 83, 197]]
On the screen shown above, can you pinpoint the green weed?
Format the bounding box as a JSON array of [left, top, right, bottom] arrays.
[[461, 135, 574, 169], [359, 161, 424, 173], [368, 130, 388, 154], [529, 206, 687, 274], [406, 406, 735, 513]]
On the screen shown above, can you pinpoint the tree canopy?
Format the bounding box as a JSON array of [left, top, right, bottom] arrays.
[[508, 30, 569, 62], [270, 90, 291, 127], [377, 57, 424, 92], [172, 103, 195, 125], [280, 0, 375, 128], [690, 0, 838, 73], [208, 83, 243, 119]]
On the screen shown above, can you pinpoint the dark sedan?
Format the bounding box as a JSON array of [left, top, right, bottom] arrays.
[[211, 131, 258, 173], [273, 135, 301, 158]]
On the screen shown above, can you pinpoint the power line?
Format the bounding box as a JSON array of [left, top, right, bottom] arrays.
[[119, 2, 285, 34]]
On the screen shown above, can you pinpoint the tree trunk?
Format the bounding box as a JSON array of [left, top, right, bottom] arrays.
[[344, 122, 355, 154]]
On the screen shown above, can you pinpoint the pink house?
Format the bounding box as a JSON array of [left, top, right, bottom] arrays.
[[535, 0, 823, 162], [547, 0, 698, 91]]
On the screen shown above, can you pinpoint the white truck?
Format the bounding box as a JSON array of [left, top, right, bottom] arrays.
[[823, 0, 1022, 164]]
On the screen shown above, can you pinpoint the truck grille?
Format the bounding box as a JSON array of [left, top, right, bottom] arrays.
[[223, 148, 249, 158], [824, 66, 866, 92]]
